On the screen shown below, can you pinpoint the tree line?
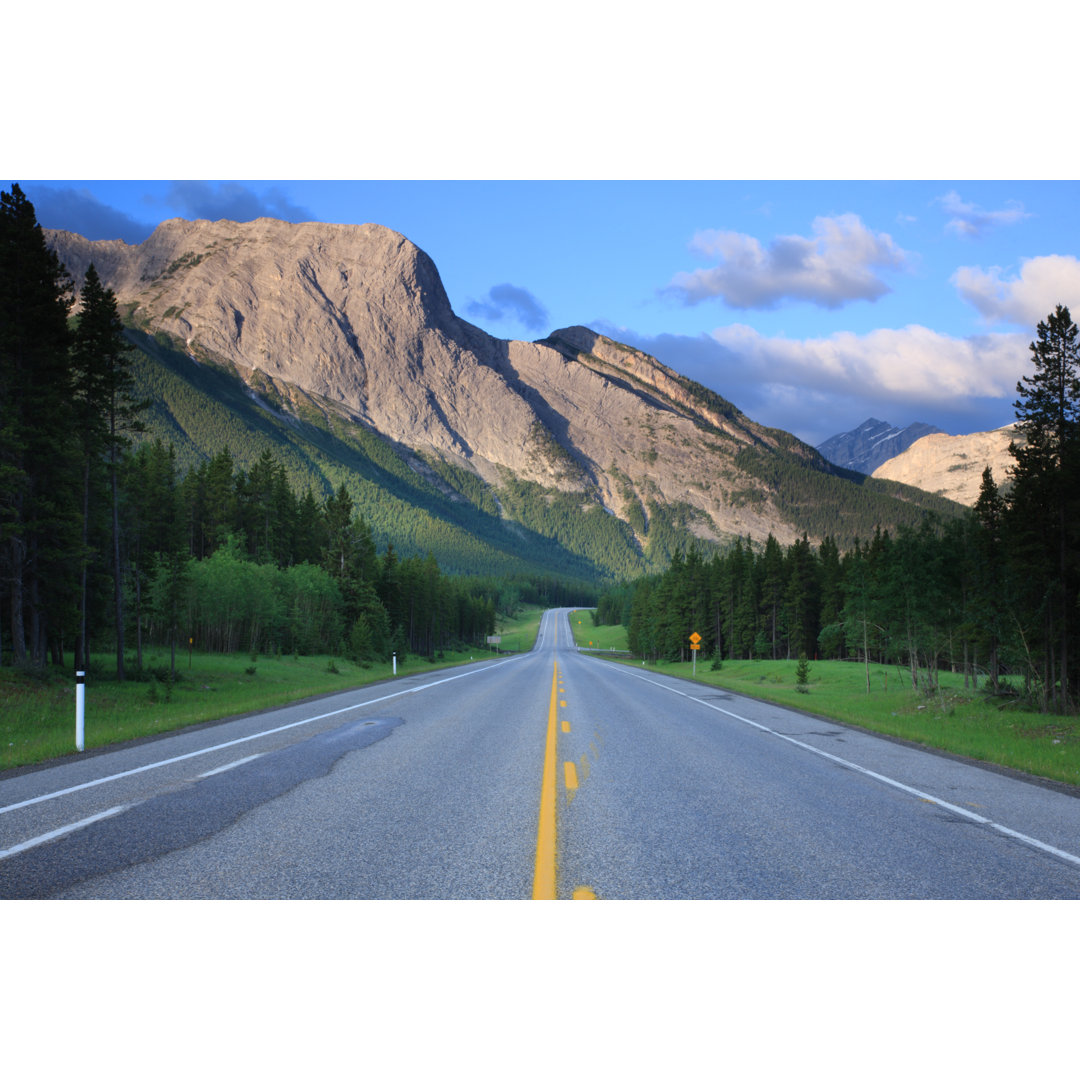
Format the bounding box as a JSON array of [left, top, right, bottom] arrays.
[[597, 304, 1080, 713], [0, 185, 590, 676]]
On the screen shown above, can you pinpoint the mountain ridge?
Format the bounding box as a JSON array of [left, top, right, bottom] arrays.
[[816, 417, 946, 475], [45, 218, 963, 573], [871, 424, 1020, 505]]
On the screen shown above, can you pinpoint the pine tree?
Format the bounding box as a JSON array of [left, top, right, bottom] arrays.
[[72, 263, 146, 677], [0, 184, 77, 665], [1007, 305, 1080, 708], [971, 467, 1007, 693], [760, 534, 785, 659], [795, 652, 810, 692]]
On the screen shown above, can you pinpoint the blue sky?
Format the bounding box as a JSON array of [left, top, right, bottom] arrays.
[[8, 5, 1080, 448], [19, 178, 1080, 446]]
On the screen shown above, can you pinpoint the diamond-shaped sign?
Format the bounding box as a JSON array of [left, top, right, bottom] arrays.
[[689, 631, 702, 644]]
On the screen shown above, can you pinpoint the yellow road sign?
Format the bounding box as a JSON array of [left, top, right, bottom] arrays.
[[689, 631, 702, 644]]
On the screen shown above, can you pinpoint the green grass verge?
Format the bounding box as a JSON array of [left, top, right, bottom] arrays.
[[11, 613, 1077, 789], [0, 647, 485, 771], [494, 604, 545, 654], [566, 610, 629, 652], [570, 609, 1080, 788]]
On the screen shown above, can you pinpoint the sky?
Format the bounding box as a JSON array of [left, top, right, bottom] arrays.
[[17, 177, 1080, 447], [7, 0, 1078, 1046], [5, 5, 1080, 452]]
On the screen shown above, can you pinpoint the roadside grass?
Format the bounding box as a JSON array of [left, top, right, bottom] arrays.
[[569, 610, 1080, 788], [0, 646, 486, 772], [566, 610, 629, 652], [495, 604, 544, 654]]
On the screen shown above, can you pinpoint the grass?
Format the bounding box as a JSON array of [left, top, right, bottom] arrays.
[[566, 610, 629, 652], [9, 606, 1079, 789], [1, 609, 548, 772], [569, 610, 1080, 789], [0, 646, 486, 772], [494, 604, 545, 654]]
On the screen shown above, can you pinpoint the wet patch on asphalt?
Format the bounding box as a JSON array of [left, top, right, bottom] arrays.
[[0, 717, 403, 899]]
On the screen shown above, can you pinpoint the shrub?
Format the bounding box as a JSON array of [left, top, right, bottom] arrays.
[[795, 653, 810, 693]]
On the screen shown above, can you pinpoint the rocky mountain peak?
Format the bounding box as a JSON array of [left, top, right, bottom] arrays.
[[816, 417, 944, 475], [44, 217, 961, 555]]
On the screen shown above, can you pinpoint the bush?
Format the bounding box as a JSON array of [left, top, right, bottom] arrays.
[[795, 653, 810, 693]]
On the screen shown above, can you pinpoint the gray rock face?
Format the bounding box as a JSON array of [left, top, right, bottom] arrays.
[[47, 217, 949, 549], [816, 418, 944, 475], [871, 425, 1020, 505]]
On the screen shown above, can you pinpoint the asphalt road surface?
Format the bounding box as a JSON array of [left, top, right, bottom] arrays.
[[3, 608, 1080, 899]]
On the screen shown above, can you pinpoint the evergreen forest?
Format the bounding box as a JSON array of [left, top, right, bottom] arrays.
[[598, 304, 1080, 713], [7, 181, 1079, 714], [0, 185, 591, 677]]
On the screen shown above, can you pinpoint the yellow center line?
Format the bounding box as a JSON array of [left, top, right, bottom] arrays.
[[532, 656, 560, 900]]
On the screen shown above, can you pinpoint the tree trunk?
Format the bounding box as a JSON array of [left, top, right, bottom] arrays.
[[112, 450, 125, 681], [77, 455, 90, 673], [9, 536, 26, 665]]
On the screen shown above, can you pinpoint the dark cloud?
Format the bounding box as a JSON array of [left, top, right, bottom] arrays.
[[160, 181, 312, 224], [466, 283, 549, 334], [24, 185, 155, 243], [22, 181, 315, 243]]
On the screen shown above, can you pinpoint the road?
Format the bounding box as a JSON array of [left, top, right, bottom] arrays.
[[2, 608, 1079, 899]]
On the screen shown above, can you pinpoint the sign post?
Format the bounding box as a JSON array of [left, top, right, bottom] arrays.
[[689, 632, 702, 678], [75, 670, 86, 751]]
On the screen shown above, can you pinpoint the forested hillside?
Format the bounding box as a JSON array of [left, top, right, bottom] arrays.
[[599, 305, 1080, 714], [126, 328, 610, 581], [0, 186, 592, 678], [45, 214, 968, 569]]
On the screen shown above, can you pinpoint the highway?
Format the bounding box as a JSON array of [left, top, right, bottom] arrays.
[[2, 608, 1080, 899]]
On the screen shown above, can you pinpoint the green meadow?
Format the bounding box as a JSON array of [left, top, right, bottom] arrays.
[[0, 606, 546, 771], [567, 611, 1080, 788]]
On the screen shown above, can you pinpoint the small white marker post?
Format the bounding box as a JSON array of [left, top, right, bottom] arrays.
[[75, 670, 86, 752], [392, 652, 397, 676]]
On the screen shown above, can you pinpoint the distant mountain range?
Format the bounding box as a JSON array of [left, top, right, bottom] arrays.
[[871, 424, 1020, 506], [816, 418, 945, 475], [46, 219, 962, 579]]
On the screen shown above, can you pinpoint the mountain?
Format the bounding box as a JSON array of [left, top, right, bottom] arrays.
[[871, 424, 1021, 505], [816, 418, 944, 475], [45, 219, 963, 578]]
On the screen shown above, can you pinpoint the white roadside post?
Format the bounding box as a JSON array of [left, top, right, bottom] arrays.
[[392, 652, 397, 676], [75, 670, 86, 751]]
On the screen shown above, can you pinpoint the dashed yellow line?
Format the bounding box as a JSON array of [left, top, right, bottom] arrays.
[[564, 760, 579, 790]]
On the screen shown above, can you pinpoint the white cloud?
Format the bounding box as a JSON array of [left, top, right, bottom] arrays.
[[937, 190, 1031, 237], [667, 213, 908, 310], [952, 255, 1080, 326], [597, 321, 1028, 445], [706, 323, 1024, 402]]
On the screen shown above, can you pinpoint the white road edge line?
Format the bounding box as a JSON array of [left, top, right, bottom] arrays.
[[600, 660, 1080, 870], [0, 655, 526, 817], [0, 803, 129, 861], [198, 754, 264, 778]]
